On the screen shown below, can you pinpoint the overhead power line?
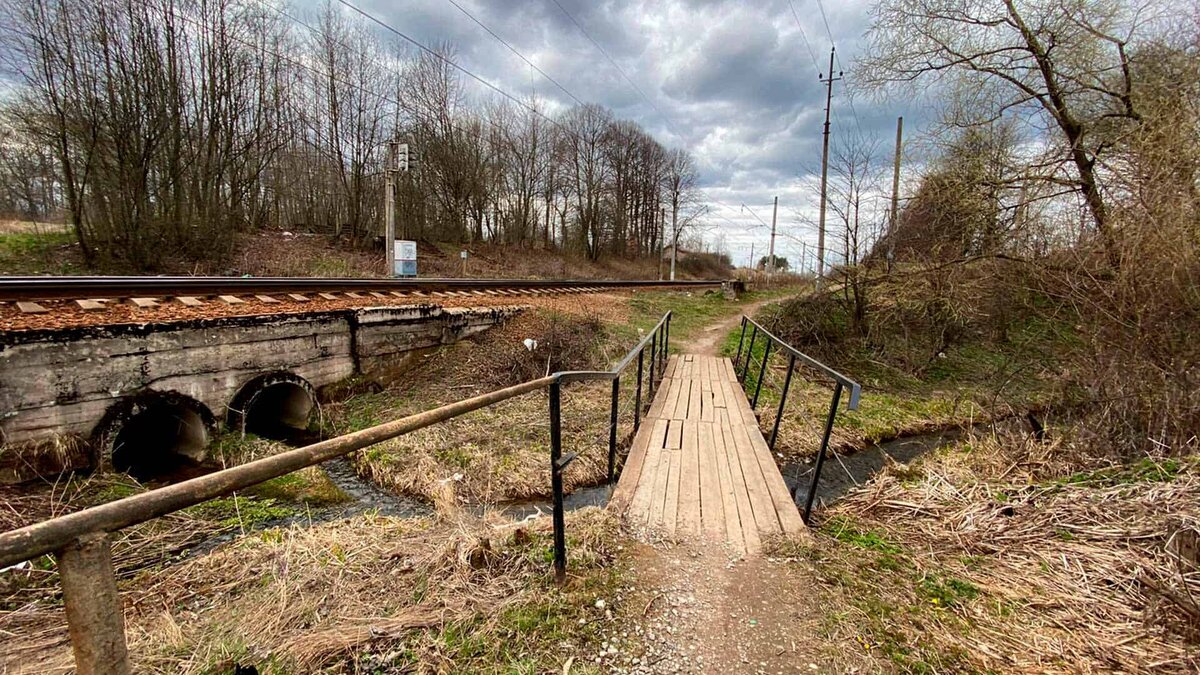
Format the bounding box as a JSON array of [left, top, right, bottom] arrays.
[[442, 0, 584, 107], [548, 0, 685, 140], [786, 0, 822, 74], [333, 0, 568, 135]]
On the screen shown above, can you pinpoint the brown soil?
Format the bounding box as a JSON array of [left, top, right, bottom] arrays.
[[677, 296, 779, 356], [595, 540, 855, 674]]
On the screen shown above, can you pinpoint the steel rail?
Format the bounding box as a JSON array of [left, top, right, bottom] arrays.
[[0, 276, 723, 302]]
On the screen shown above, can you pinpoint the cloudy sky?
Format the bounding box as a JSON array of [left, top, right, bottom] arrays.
[[349, 0, 931, 270]]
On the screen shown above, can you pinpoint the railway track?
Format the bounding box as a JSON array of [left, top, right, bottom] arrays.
[[0, 276, 725, 310]]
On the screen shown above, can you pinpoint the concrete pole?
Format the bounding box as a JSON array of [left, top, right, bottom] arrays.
[[888, 116, 903, 274], [817, 47, 840, 291], [669, 202, 678, 281], [385, 141, 397, 277], [658, 207, 665, 281], [768, 195, 778, 282]]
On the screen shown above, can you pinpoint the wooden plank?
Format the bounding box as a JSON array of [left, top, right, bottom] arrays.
[[700, 388, 715, 422], [664, 420, 683, 449], [677, 421, 702, 536], [627, 446, 664, 525], [662, 445, 683, 536], [697, 422, 726, 541], [729, 386, 808, 537], [711, 372, 727, 408], [672, 378, 691, 420], [719, 419, 762, 553], [177, 296, 203, 307], [611, 418, 668, 512], [647, 445, 674, 530], [709, 418, 744, 552], [687, 380, 702, 421], [720, 379, 783, 538]]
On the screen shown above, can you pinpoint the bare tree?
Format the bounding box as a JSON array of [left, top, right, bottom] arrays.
[[859, 0, 1163, 267]]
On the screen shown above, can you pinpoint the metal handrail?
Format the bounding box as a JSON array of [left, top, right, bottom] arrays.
[[0, 310, 672, 673], [546, 311, 671, 580], [732, 315, 861, 523]]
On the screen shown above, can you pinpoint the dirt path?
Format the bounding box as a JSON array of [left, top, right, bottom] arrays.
[[676, 296, 780, 357], [594, 292, 865, 674], [593, 540, 841, 674]]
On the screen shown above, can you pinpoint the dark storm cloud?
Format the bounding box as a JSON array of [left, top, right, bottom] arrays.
[[342, 0, 926, 265]]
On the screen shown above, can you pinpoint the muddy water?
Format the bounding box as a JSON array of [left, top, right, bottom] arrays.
[[782, 429, 965, 509]]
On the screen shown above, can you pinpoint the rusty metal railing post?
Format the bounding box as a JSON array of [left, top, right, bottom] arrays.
[[752, 341, 772, 409], [663, 313, 671, 371], [634, 349, 644, 432], [648, 332, 657, 398], [740, 324, 757, 383], [769, 354, 797, 450], [607, 376, 620, 484], [549, 379, 567, 582], [733, 316, 748, 368], [56, 533, 131, 675], [800, 382, 844, 524]]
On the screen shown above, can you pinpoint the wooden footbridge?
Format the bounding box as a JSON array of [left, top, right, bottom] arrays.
[[610, 354, 806, 553]]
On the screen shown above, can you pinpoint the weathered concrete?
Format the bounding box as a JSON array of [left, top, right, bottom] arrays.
[[0, 304, 522, 479]]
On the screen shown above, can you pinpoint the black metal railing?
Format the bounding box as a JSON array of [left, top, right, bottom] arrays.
[[547, 311, 671, 580], [732, 315, 861, 523]]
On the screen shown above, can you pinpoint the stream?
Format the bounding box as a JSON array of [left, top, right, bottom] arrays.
[[182, 427, 970, 562]]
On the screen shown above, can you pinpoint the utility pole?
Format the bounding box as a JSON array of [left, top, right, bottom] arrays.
[[888, 116, 903, 274], [385, 141, 398, 277], [768, 195, 778, 282], [748, 242, 755, 276], [801, 241, 808, 276], [669, 204, 679, 281], [816, 47, 841, 291], [658, 207, 666, 281]]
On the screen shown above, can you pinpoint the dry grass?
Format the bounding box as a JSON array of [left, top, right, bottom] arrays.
[[326, 306, 649, 505], [1, 501, 624, 674], [778, 425, 1200, 672]]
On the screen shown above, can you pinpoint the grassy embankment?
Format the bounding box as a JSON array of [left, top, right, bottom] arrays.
[[721, 278, 1080, 459]]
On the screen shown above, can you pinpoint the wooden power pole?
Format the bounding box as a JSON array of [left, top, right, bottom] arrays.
[[816, 47, 841, 291], [888, 116, 903, 274]]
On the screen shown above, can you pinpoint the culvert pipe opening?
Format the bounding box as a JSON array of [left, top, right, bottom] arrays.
[[111, 401, 211, 482], [243, 382, 315, 439]]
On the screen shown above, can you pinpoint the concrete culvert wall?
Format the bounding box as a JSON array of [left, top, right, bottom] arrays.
[[93, 392, 215, 482], [227, 372, 317, 441]]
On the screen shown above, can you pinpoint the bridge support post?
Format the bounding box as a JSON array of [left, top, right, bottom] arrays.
[[648, 333, 657, 398], [752, 342, 772, 409], [733, 317, 748, 369], [769, 354, 797, 449], [607, 377, 620, 484], [548, 380, 567, 583], [55, 533, 130, 675], [740, 325, 757, 383], [800, 382, 844, 524], [634, 350, 643, 432]]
